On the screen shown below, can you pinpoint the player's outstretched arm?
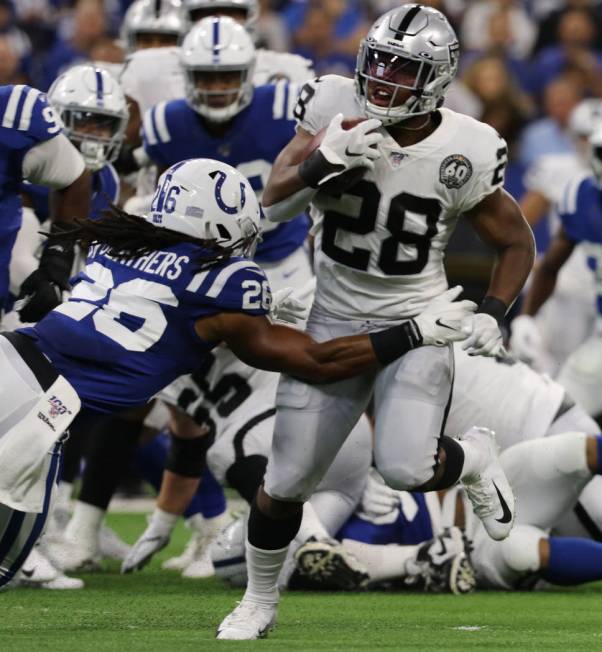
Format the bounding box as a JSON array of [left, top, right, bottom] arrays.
[[521, 227, 575, 317], [194, 287, 476, 383]]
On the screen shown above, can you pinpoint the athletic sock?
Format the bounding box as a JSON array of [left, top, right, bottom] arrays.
[[65, 501, 105, 542], [543, 536, 602, 586], [341, 539, 418, 583], [456, 439, 482, 481], [244, 541, 289, 604], [148, 506, 179, 537]]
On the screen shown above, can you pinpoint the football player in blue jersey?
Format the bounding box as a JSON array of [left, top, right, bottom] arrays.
[[15, 65, 127, 285], [0, 157, 477, 587], [0, 83, 91, 322], [518, 126, 602, 422]]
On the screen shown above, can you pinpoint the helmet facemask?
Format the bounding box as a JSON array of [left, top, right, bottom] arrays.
[[185, 65, 253, 122], [356, 42, 455, 125], [590, 140, 602, 189], [59, 108, 127, 172]]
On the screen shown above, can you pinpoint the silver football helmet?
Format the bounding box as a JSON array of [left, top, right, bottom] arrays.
[[355, 4, 459, 125], [122, 0, 189, 51], [184, 0, 259, 33]]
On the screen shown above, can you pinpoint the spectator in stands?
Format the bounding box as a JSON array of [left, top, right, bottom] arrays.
[[463, 53, 534, 201], [37, 0, 110, 90], [256, 0, 291, 52], [461, 0, 536, 61], [528, 6, 602, 97], [532, 0, 602, 53], [284, 0, 369, 76], [519, 75, 584, 167]]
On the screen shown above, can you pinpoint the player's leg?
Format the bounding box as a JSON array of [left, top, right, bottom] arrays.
[[288, 413, 373, 590], [373, 345, 514, 541], [217, 366, 375, 640], [556, 335, 602, 420], [121, 406, 217, 573], [0, 332, 79, 587]]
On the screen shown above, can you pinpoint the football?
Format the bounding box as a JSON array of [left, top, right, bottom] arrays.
[[302, 117, 372, 195]]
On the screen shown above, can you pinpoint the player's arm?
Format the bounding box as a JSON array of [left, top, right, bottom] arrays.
[[465, 187, 535, 315], [521, 227, 575, 316], [519, 189, 550, 227], [194, 286, 477, 383], [459, 188, 535, 357], [17, 135, 92, 323]]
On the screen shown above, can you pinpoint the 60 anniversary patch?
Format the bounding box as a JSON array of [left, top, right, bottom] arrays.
[[439, 154, 473, 189]]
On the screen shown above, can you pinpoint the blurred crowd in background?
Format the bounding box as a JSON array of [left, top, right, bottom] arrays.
[[5, 0, 602, 246]]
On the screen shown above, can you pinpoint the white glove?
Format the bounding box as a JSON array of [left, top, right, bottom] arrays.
[[461, 312, 503, 357], [357, 468, 400, 525], [509, 314, 546, 366], [270, 286, 309, 324], [411, 286, 477, 347], [318, 113, 383, 185]]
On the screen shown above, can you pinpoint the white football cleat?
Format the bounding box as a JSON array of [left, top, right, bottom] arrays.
[[43, 535, 101, 572], [98, 525, 132, 561], [181, 539, 215, 579], [17, 548, 84, 590], [162, 536, 197, 571], [460, 427, 515, 541], [216, 599, 277, 640], [121, 528, 170, 573]]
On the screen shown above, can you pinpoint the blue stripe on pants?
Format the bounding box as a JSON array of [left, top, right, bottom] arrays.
[[0, 441, 62, 587]]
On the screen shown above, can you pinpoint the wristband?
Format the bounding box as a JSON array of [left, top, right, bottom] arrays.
[[477, 296, 508, 325], [369, 319, 423, 366], [298, 149, 344, 188]]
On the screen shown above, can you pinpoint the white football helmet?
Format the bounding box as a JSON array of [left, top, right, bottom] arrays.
[[184, 0, 259, 33], [589, 126, 602, 188], [48, 64, 129, 172], [569, 99, 602, 138], [180, 16, 255, 122], [122, 0, 189, 51], [145, 158, 261, 258], [211, 516, 248, 587], [355, 4, 459, 125]]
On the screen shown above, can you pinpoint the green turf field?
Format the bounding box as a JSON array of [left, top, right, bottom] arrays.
[[2, 513, 601, 651]]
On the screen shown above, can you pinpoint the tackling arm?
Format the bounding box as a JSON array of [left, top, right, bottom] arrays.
[[521, 227, 576, 316]]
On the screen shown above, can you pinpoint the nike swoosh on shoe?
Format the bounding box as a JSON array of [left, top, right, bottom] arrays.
[[492, 481, 512, 524]]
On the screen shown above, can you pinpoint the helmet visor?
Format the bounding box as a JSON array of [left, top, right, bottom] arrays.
[[360, 47, 434, 108]]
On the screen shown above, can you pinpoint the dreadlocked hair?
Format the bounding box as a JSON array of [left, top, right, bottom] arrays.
[[48, 204, 245, 269]]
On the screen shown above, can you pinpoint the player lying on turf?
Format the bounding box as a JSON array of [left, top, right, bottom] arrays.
[[210, 345, 602, 593], [0, 157, 476, 588]]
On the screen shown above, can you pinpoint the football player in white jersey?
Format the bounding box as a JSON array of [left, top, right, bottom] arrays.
[[216, 4, 535, 640], [511, 99, 602, 375]]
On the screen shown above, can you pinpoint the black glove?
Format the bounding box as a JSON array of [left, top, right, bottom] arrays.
[[17, 221, 75, 323]]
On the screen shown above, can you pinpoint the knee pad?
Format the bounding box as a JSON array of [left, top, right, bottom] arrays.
[[165, 432, 214, 478], [499, 525, 544, 574], [376, 461, 432, 491]]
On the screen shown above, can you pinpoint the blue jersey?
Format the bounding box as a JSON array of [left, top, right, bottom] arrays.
[[559, 175, 602, 314], [20, 245, 271, 413], [0, 84, 64, 305], [22, 163, 120, 223], [142, 82, 309, 263], [337, 492, 434, 546]]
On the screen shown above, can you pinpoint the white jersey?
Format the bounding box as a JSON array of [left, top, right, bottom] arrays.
[[254, 49, 313, 85], [296, 75, 507, 321], [119, 47, 312, 116], [445, 345, 565, 449], [119, 47, 185, 115]]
